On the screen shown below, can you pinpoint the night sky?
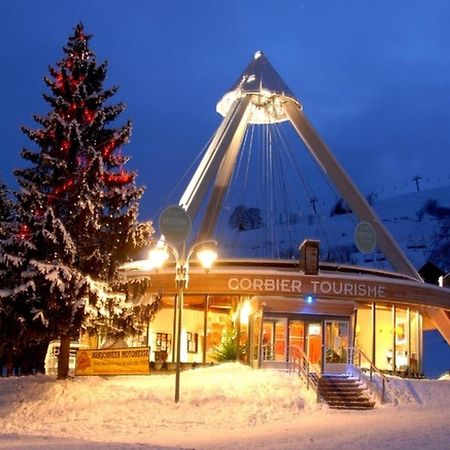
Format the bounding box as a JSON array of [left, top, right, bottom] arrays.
[[2, 0, 450, 222]]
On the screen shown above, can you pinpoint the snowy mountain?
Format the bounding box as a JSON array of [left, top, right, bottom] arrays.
[[216, 184, 450, 274]]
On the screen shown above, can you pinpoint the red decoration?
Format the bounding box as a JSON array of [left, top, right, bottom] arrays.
[[50, 179, 75, 199], [102, 140, 116, 158], [83, 109, 95, 124], [70, 74, 85, 90], [33, 207, 46, 219], [104, 171, 133, 185], [17, 224, 31, 240], [61, 140, 71, 152], [55, 73, 64, 88]]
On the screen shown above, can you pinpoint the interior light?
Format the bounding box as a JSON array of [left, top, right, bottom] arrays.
[[240, 299, 252, 325]]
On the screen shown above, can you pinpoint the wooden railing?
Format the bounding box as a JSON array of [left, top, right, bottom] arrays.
[[347, 347, 389, 404]]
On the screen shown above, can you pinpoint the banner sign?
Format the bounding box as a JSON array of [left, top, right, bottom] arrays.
[[75, 347, 150, 376]]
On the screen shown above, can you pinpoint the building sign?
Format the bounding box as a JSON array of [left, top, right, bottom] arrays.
[[75, 347, 150, 376], [141, 267, 450, 308], [354, 221, 377, 254], [159, 205, 191, 244], [227, 277, 386, 298]]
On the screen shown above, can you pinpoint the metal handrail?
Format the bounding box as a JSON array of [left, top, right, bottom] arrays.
[[286, 345, 320, 399], [347, 346, 389, 403]]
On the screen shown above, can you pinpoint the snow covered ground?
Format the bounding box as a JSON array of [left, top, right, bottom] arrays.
[[0, 363, 449, 449]]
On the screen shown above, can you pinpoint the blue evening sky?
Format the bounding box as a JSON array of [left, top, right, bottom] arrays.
[[1, 0, 450, 221]]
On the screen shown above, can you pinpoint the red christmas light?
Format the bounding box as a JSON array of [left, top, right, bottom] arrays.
[[83, 109, 95, 124], [70, 74, 85, 90], [17, 224, 31, 240], [105, 171, 133, 185], [52, 179, 74, 197], [61, 140, 71, 152], [33, 207, 45, 219], [102, 140, 116, 158], [55, 73, 64, 88]]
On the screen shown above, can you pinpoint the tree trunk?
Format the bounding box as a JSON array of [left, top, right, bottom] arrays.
[[5, 355, 14, 377], [57, 334, 71, 380]]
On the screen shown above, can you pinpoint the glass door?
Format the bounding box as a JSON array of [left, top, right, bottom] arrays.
[[262, 319, 287, 362], [324, 320, 350, 374], [288, 320, 305, 359], [306, 322, 322, 373]]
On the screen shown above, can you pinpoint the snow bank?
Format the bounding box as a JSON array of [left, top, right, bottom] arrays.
[[0, 364, 449, 449]]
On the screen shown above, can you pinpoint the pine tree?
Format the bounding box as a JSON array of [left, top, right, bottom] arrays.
[[0, 180, 52, 375], [14, 23, 156, 378]]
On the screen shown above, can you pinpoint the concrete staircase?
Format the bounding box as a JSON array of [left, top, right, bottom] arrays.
[[318, 375, 376, 410]]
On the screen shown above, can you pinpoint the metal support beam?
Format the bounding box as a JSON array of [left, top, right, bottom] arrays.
[[284, 101, 421, 280], [179, 96, 251, 221], [198, 103, 251, 238], [424, 306, 450, 345]]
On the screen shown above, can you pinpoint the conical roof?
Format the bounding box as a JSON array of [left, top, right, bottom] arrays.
[[216, 51, 301, 124]]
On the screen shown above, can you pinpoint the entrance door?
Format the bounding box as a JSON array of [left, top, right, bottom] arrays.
[[324, 320, 350, 374], [288, 320, 305, 359], [262, 319, 287, 362], [306, 322, 322, 373]]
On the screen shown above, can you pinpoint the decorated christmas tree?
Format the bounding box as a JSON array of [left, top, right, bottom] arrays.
[[0, 180, 55, 375], [13, 23, 158, 378]]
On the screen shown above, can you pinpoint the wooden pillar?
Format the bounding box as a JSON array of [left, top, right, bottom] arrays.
[[418, 312, 423, 374], [352, 307, 358, 349], [202, 295, 210, 364], [407, 307, 411, 376], [392, 305, 397, 372], [258, 305, 265, 368], [371, 302, 376, 365], [235, 297, 242, 362]]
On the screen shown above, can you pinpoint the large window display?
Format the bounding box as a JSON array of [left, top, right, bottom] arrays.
[[355, 303, 422, 374]]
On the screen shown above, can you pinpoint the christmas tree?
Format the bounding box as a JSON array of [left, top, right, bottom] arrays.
[[0, 180, 54, 375], [13, 23, 157, 378]]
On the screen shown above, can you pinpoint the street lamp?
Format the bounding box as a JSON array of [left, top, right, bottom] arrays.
[[149, 237, 218, 402]]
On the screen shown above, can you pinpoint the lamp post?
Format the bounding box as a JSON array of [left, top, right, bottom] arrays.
[[149, 237, 218, 402]]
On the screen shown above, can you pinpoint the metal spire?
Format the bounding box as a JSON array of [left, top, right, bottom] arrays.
[[216, 51, 301, 124]]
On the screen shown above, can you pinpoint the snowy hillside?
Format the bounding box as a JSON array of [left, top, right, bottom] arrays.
[[218, 184, 450, 273], [0, 363, 449, 449]]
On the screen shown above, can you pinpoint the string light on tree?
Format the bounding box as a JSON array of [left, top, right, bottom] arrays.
[[14, 22, 153, 380]]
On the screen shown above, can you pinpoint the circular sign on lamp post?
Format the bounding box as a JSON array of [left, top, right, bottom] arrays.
[[159, 205, 192, 244], [354, 221, 377, 254]]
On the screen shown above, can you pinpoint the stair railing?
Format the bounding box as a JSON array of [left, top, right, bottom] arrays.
[[347, 347, 389, 404], [286, 345, 320, 401]]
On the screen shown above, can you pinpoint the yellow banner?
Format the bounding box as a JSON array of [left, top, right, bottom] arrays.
[[75, 347, 150, 376]]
